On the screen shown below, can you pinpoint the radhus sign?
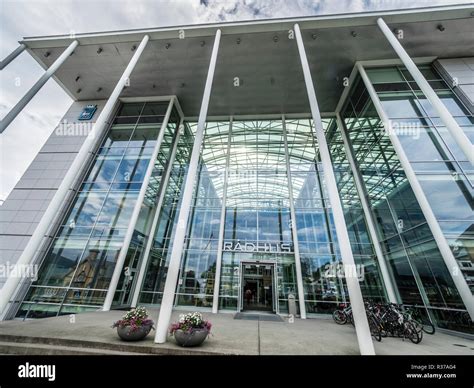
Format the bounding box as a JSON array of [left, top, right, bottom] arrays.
[[223, 241, 292, 253]]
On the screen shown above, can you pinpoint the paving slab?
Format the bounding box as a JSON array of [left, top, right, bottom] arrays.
[[0, 309, 471, 355]]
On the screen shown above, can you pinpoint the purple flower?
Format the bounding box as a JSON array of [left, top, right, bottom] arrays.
[[112, 307, 155, 332], [169, 312, 212, 336]]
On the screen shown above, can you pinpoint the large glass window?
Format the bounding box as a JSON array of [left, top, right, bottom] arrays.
[[367, 65, 474, 303], [325, 118, 387, 302], [137, 121, 193, 305], [220, 120, 297, 313], [342, 67, 472, 333], [17, 101, 178, 318]]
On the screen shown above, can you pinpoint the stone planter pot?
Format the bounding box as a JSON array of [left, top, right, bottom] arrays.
[[117, 324, 152, 341], [173, 328, 209, 347]]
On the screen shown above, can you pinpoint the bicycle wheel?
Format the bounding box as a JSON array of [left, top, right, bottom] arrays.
[[404, 322, 422, 344], [368, 316, 382, 342], [333, 310, 347, 325], [372, 315, 386, 338], [422, 322, 435, 335], [348, 308, 355, 326], [409, 318, 423, 334]]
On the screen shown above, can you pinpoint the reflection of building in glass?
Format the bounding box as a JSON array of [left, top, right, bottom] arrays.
[[452, 225, 474, 291]]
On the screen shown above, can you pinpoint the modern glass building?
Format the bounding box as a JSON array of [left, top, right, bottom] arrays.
[[0, 4, 473, 344]]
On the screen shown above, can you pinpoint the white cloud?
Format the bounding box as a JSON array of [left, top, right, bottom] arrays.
[[0, 0, 471, 201]]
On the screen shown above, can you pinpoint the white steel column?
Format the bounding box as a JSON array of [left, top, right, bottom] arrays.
[[155, 29, 221, 343], [336, 113, 398, 304], [103, 98, 174, 310], [377, 18, 474, 165], [212, 118, 232, 313], [282, 115, 307, 319], [358, 62, 474, 320], [0, 40, 78, 133], [0, 35, 150, 318], [130, 117, 184, 308], [294, 23, 375, 355], [0, 44, 26, 70]]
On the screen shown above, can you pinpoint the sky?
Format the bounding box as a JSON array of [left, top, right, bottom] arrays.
[[0, 0, 471, 202]]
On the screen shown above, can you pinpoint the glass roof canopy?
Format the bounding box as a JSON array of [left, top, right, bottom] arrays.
[[187, 117, 369, 211], [183, 115, 408, 239]]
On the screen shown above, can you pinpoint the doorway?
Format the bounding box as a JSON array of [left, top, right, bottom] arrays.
[[114, 240, 143, 308], [240, 263, 275, 312]]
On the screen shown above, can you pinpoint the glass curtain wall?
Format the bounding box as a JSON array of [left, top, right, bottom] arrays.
[[324, 118, 388, 303], [169, 120, 297, 313], [220, 120, 295, 313], [137, 123, 193, 305], [286, 118, 386, 315], [366, 65, 474, 298], [341, 70, 471, 333], [285, 118, 342, 314], [17, 101, 174, 318], [111, 105, 181, 307], [167, 117, 386, 315], [174, 122, 227, 308]]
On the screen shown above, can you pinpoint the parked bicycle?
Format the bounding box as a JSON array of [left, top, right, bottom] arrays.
[[373, 302, 422, 344], [332, 302, 382, 342], [402, 305, 435, 335], [333, 303, 353, 325], [333, 301, 423, 344]]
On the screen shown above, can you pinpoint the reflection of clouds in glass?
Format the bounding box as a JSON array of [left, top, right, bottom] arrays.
[[380, 98, 419, 119], [296, 223, 329, 243], [397, 127, 442, 162], [97, 192, 138, 227], [96, 159, 119, 181], [69, 193, 105, 226], [91, 182, 110, 191], [439, 221, 473, 239], [419, 178, 473, 222]]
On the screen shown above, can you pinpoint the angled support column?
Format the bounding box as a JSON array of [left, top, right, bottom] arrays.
[[282, 116, 307, 319], [357, 62, 474, 320], [377, 18, 474, 165], [130, 117, 184, 308], [0, 44, 26, 70], [212, 118, 232, 314], [103, 98, 175, 310], [0, 35, 150, 318], [0, 40, 78, 133], [155, 29, 221, 343], [294, 24, 375, 355], [336, 113, 399, 304]]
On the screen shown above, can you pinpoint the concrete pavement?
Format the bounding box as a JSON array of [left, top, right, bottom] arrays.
[[0, 309, 472, 355]]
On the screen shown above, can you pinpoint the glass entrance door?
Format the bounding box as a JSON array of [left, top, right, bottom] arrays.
[[241, 263, 275, 312], [114, 238, 143, 308]]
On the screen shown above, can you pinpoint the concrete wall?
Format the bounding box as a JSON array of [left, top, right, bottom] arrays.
[[436, 57, 474, 109], [0, 99, 107, 289]]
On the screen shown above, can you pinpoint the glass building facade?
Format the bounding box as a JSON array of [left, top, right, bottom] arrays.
[[17, 100, 182, 317], [13, 63, 473, 334], [340, 65, 473, 332], [366, 65, 473, 296]]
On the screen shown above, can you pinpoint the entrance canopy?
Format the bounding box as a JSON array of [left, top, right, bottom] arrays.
[[19, 5, 474, 116]]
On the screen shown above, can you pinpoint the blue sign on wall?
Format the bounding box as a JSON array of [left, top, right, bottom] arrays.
[[78, 104, 98, 120]]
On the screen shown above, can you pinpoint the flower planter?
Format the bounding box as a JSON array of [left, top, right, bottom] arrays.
[[173, 328, 209, 347], [112, 307, 155, 341], [116, 324, 152, 341]]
